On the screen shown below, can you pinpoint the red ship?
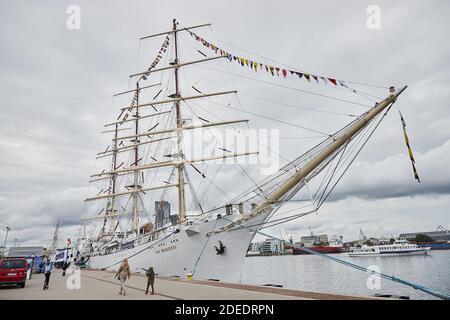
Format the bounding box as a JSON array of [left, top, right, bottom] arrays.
[[288, 245, 342, 255]]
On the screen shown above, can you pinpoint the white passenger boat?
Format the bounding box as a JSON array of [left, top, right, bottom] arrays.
[[349, 239, 431, 257]]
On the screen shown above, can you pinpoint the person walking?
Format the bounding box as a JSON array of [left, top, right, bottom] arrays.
[[43, 259, 53, 290], [145, 266, 155, 295], [115, 258, 131, 296], [62, 260, 70, 276]]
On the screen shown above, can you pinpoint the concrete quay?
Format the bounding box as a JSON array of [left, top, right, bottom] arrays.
[[0, 268, 376, 300]]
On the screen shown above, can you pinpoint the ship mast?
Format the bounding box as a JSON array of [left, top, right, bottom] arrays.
[[172, 18, 186, 222], [132, 82, 141, 234], [108, 123, 118, 233], [83, 21, 256, 227]]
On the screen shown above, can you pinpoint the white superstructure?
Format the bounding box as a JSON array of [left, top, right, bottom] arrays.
[[349, 239, 431, 257]]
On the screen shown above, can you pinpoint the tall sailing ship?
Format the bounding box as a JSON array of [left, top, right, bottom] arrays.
[[79, 19, 407, 283]]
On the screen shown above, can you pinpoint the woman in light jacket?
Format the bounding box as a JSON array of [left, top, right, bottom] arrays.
[[115, 258, 131, 296]]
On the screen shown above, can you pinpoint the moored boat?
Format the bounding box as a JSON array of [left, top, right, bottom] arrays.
[[289, 245, 342, 255], [349, 239, 431, 257]]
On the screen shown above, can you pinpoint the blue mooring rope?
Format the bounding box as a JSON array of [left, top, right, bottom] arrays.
[[221, 216, 450, 300], [191, 218, 220, 277]]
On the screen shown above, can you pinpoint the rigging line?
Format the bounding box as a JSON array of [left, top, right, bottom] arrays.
[[193, 28, 390, 90], [180, 94, 277, 206], [311, 119, 374, 206], [188, 100, 270, 201], [261, 179, 308, 226], [345, 87, 380, 103], [316, 105, 393, 209], [138, 196, 151, 223], [141, 108, 173, 185], [226, 115, 363, 206], [345, 84, 383, 101], [234, 93, 321, 165], [308, 142, 356, 203], [171, 45, 363, 119], [180, 32, 375, 104], [279, 136, 327, 139], [184, 137, 230, 208], [313, 109, 381, 206], [238, 164, 270, 201], [204, 97, 332, 137], [201, 159, 230, 209], [183, 97, 284, 205], [347, 81, 390, 90], [179, 76, 292, 166], [184, 166, 204, 214], [330, 111, 379, 175], [239, 92, 358, 117], [194, 64, 372, 108], [245, 207, 317, 231], [178, 65, 307, 169], [225, 185, 315, 230], [179, 101, 233, 203], [312, 146, 340, 200], [315, 141, 349, 206], [141, 76, 174, 186], [260, 210, 317, 230]]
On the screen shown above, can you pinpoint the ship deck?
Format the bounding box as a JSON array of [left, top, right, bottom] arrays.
[[0, 268, 380, 300]]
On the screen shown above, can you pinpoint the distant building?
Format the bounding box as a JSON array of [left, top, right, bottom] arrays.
[[300, 234, 328, 246], [169, 214, 179, 226], [248, 239, 284, 255], [400, 230, 450, 242], [155, 201, 171, 229], [8, 246, 44, 258], [260, 238, 284, 254], [248, 242, 262, 253]]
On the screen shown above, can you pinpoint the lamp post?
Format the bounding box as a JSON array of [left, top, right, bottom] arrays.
[[14, 238, 17, 247], [2, 226, 11, 257]]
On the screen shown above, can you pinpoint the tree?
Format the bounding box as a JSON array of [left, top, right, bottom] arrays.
[[414, 234, 434, 243], [389, 238, 395, 244], [363, 240, 373, 246]]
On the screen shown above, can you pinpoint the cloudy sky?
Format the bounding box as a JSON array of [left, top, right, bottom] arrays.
[[1, 0, 449, 248]]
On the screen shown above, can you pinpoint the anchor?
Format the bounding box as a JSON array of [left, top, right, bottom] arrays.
[[214, 241, 226, 255]]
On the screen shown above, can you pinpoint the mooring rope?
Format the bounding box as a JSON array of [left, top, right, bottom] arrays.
[[191, 217, 220, 277], [221, 216, 450, 300]]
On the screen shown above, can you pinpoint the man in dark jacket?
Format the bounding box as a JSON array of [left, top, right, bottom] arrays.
[[62, 260, 70, 276], [145, 266, 155, 295]]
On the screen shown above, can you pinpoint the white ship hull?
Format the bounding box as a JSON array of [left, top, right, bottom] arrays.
[[87, 211, 270, 283]]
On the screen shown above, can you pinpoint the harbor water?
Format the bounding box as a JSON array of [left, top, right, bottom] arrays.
[[241, 250, 450, 300]]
